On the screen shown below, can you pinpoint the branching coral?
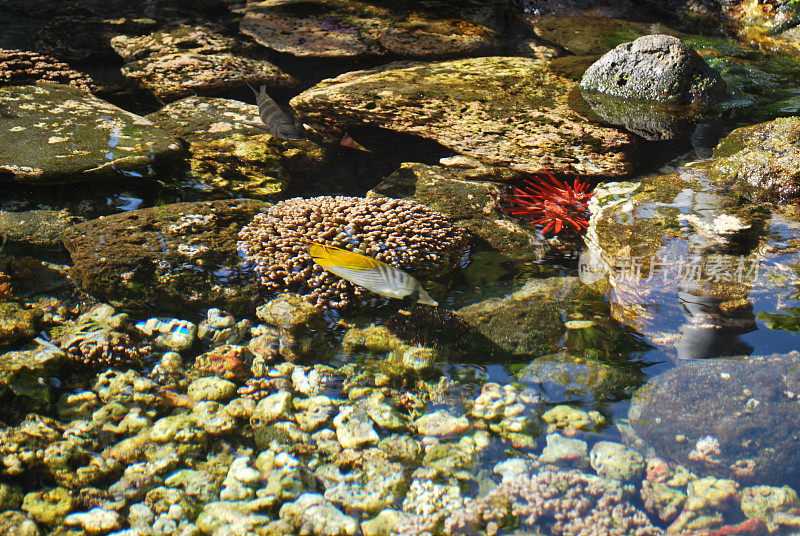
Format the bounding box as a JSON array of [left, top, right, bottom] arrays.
[[238, 196, 468, 309], [443, 468, 664, 536]]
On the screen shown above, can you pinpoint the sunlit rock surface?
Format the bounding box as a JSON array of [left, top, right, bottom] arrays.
[[292, 56, 637, 177]]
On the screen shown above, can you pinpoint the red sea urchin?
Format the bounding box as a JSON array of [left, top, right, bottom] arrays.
[[504, 170, 594, 235]]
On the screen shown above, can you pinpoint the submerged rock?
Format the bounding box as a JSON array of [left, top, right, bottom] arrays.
[[113, 24, 298, 101], [0, 48, 93, 90], [579, 34, 726, 105], [456, 277, 602, 357], [62, 199, 268, 315], [0, 209, 82, 255], [292, 56, 636, 177], [0, 84, 182, 184], [629, 351, 800, 486]]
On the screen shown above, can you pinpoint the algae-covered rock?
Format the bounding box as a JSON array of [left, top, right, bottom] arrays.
[[519, 351, 645, 403], [256, 293, 330, 362], [0, 510, 40, 536], [236, 0, 510, 59], [369, 162, 546, 259], [0, 305, 43, 348], [61, 199, 268, 315], [589, 441, 645, 482], [112, 24, 298, 101], [292, 56, 636, 177], [580, 34, 726, 105], [0, 210, 83, 255], [0, 347, 61, 410], [122, 52, 299, 101], [528, 16, 650, 56], [0, 84, 182, 183], [629, 351, 800, 486], [21, 487, 73, 525], [707, 116, 800, 201], [740, 485, 800, 526], [456, 277, 601, 357]]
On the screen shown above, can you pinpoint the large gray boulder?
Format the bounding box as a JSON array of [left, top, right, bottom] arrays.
[[629, 352, 800, 487], [579, 34, 726, 105]]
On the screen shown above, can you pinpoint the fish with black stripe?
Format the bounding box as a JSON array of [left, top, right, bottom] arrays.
[[244, 84, 304, 140]]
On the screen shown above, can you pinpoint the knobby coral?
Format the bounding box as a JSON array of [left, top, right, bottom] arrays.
[[59, 329, 152, 369], [238, 196, 468, 309], [0, 49, 94, 91], [444, 468, 664, 536], [504, 170, 593, 235]]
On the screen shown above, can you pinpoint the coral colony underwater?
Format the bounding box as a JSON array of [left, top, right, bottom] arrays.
[[4, 1, 800, 535]]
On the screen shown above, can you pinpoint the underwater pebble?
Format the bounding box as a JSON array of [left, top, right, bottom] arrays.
[[135, 318, 197, 352], [539, 433, 589, 468], [187, 377, 237, 402], [414, 409, 470, 438], [280, 493, 358, 536], [65, 508, 123, 535], [333, 406, 379, 449], [590, 441, 645, 482]]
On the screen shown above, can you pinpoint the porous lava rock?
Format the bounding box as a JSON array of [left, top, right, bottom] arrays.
[[62, 199, 268, 315], [579, 34, 726, 105], [292, 56, 636, 178], [629, 352, 800, 487]]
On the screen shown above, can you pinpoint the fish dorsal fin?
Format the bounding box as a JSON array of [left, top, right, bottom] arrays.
[[309, 243, 383, 271]]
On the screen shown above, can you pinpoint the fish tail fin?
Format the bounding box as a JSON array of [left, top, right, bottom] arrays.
[[246, 82, 258, 95]]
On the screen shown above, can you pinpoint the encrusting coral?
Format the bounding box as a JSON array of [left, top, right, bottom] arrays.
[[238, 196, 468, 309]]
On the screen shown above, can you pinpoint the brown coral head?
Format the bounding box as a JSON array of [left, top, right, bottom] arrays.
[[238, 196, 468, 310]]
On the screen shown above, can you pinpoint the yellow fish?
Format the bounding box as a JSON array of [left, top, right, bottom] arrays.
[[309, 243, 438, 306]]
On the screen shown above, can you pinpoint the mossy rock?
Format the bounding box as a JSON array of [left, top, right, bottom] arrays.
[[0, 84, 182, 184], [61, 199, 268, 315]]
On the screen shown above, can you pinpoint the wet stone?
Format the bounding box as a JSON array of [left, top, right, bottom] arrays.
[[589, 441, 645, 482], [187, 377, 237, 403], [0, 305, 44, 348], [414, 409, 470, 438], [61, 199, 268, 315], [707, 116, 800, 201], [147, 96, 328, 199], [579, 34, 726, 105], [629, 351, 800, 486], [333, 406, 379, 449], [279, 493, 358, 536], [292, 56, 636, 177], [0, 511, 40, 536], [0, 209, 83, 255], [121, 52, 298, 101], [0, 84, 182, 184]]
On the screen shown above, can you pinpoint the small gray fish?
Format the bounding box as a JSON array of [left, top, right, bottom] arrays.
[[246, 84, 304, 140]]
